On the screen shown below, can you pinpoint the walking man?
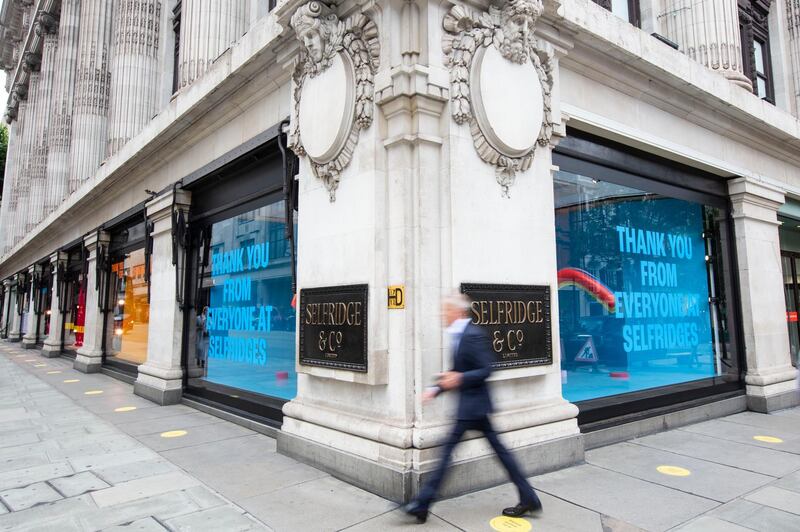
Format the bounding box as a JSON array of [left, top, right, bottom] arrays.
[[404, 293, 542, 523]]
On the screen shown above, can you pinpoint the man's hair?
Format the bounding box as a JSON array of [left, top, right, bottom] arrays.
[[442, 292, 472, 313]]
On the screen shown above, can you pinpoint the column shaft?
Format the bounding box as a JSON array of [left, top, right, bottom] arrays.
[[42, 253, 67, 357], [134, 188, 191, 405], [107, 0, 163, 157], [729, 177, 800, 411], [22, 265, 39, 348], [659, 0, 752, 89], [69, 0, 114, 193], [29, 27, 59, 231], [0, 121, 21, 254], [178, 0, 248, 89], [46, 0, 81, 214], [74, 232, 110, 373], [7, 101, 27, 250]]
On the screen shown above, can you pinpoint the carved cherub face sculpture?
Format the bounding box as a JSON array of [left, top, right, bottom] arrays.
[[498, 0, 543, 64], [291, 1, 338, 69]]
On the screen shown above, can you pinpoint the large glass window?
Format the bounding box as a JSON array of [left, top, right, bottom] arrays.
[[106, 248, 150, 365], [189, 201, 297, 401], [779, 216, 800, 369], [555, 170, 734, 403]]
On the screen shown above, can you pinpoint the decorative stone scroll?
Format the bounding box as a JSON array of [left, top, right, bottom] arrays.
[[289, 1, 380, 201], [443, 0, 555, 196]]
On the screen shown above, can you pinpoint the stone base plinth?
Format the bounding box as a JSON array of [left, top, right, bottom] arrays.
[[74, 353, 102, 373], [277, 419, 584, 503], [134, 368, 183, 405], [745, 367, 800, 413], [21, 339, 38, 349], [40, 343, 62, 358]]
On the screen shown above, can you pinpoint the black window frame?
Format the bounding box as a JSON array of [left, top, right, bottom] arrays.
[[554, 129, 746, 429], [739, 0, 775, 103], [180, 126, 296, 427], [592, 0, 641, 27]]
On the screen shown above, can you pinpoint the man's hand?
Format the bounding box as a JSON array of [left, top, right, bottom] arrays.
[[422, 388, 439, 403], [437, 371, 463, 391]]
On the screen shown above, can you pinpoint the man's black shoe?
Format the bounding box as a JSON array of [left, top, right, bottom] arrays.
[[403, 501, 429, 523], [502, 500, 543, 517]]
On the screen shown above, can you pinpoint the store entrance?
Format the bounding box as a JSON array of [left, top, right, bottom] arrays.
[[781, 252, 800, 369]]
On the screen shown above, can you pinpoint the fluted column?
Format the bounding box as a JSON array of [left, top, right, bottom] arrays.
[[46, 0, 81, 214], [15, 68, 38, 244], [7, 95, 28, 250], [0, 121, 21, 255], [69, 0, 114, 193], [28, 14, 59, 231], [788, 0, 800, 113], [107, 0, 163, 157], [659, 0, 752, 89], [178, 0, 248, 89]]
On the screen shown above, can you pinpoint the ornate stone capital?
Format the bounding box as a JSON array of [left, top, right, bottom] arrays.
[[442, 0, 555, 196], [288, 1, 380, 201]]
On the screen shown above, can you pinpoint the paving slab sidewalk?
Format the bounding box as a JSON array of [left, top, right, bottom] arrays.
[[1, 343, 799, 532]]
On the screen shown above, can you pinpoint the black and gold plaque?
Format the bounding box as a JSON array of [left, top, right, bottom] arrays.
[[299, 284, 368, 372], [460, 283, 552, 368]]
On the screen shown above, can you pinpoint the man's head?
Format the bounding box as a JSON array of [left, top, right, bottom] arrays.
[[291, 1, 338, 65], [442, 292, 472, 327]]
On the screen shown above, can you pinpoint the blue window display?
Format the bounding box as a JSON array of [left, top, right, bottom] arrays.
[[193, 202, 297, 400], [554, 171, 725, 403]]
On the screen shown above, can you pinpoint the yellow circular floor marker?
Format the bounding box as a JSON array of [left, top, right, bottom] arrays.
[[490, 516, 532, 532], [657, 465, 692, 477], [34, 364, 46, 367], [46, 371, 61, 374], [160, 430, 188, 438], [754, 435, 783, 444], [24, 359, 36, 362], [63, 379, 80, 383], [84, 390, 104, 395], [114, 406, 137, 412]]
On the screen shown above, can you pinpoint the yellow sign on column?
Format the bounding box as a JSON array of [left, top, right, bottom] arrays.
[[388, 285, 405, 309]]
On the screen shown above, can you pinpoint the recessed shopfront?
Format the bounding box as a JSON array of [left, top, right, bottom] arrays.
[[553, 131, 744, 425], [32, 258, 53, 346], [103, 217, 150, 374], [59, 244, 87, 357], [778, 213, 800, 369], [181, 132, 298, 424]]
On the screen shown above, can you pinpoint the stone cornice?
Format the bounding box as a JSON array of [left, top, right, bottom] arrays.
[[3, 0, 61, 123], [557, 0, 800, 165]]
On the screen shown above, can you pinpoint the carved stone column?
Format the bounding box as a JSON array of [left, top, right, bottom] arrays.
[[46, 0, 81, 214], [16, 67, 39, 242], [787, 0, 800, 112], [107, 0, 163, 157], [0, 279, 12, 339], [74, 231, 110, 373], [177, 0, 249, 89], [28, 14, 59, 230], [134, 188, 191, 405], [22, 265, 41, 349], [10, 95, 29, 249], [0, 120, 21, 254], [42, 252, 67, 358], [659, 0, 752, 89], [69, 0, 114, 193], [729, 177, 800, 411], [6, 280, 21, 342]]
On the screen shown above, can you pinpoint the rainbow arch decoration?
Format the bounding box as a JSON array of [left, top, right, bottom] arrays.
[[557, 268, 616, 313]]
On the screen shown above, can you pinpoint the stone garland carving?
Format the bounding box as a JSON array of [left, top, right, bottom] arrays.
[[443, 0, 555, 196], [289, 1, 380, 201]]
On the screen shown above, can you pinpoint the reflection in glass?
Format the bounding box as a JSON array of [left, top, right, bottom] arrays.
[[189, 202, 297, 400], [106, 248, 150, 365], [554, 171, 733, 402]]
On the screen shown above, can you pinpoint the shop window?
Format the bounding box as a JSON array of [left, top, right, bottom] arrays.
[[739, 0, 774, 103], [172, 0, 181, 94], [779, 217, 800, 368], [61, 249, 87, 356], [593, 0, 641, 27], [554, 170, 735, 403], [189, 201, 297, 401], [106, 248, 150, 366]]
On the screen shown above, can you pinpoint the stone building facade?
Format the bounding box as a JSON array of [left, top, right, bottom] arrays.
[[0, 0, 798, 501]]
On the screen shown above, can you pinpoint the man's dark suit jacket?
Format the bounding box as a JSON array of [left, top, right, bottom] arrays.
[[444, 321, 495, 420]]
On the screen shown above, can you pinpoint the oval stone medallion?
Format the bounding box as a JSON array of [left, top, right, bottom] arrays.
[[470, 45, 544, 158], [298, 52, 356, 164]]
